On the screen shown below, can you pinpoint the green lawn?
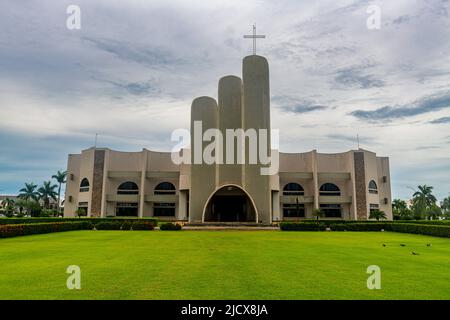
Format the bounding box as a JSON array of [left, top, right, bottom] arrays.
[[1, 230, 450, 300]]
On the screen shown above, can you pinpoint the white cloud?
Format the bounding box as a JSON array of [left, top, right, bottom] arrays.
[[0, 0, 449, 200]]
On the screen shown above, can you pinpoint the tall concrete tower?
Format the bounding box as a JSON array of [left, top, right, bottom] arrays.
[[218, 75, 243, 186], [242, 55, 272, 224], [188, 56, 272, 224], [189, 96, 218, 222]]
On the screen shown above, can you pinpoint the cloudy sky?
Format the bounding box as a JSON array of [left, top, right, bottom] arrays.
[[0, 0, 449, 201]]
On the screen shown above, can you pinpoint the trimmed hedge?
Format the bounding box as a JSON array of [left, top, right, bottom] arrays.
[[0, 220, 155, 238], [342, 223, 387, 231], [0, 222, 92, 239], [388, 223, 450, 238], [280, 222, 388, 231], [280, 222, 326, 231], [159, 223, 182, 231], [392, 220, 450, 226], [0, 217, 158, 226], [94, 221, 155, 231], [279, 222, 450, 238]]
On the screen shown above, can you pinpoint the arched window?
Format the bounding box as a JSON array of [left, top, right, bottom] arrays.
[[319, 183, 340, 196], [283, 183, 304, 196], [117, 182, 139, 195], [369, 180, 378, 194], [79, 178, 90, 192], [154, 182, 176, 195]]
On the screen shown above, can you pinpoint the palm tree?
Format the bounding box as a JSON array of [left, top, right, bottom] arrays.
[[392, 199, 412, 220], [3, 198, 15, 217], [441, 196, 450, 219], [313, 208, 325, 221], [14, 199, 28, 216], [369, 209, 387, 221], [412, 185, 437, 219], [38, 181, 58, 209], [18, 182, 39, 203], [413, 185, 437, 206], [52, 170, 67, 213]]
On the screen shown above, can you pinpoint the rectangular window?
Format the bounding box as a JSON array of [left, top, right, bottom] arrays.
[[370, 204, 379, 213], [153, 202, 176, 217], [282, 203, 305, 218], [77, 202, 88, 214], [116, 202, 138, 217], [320, 204, 342, 218]]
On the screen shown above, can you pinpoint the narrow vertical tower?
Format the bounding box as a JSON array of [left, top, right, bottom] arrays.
[[243, 55, 271, 224], [190, 96, 218, 222], [218, 75, 243, 186]]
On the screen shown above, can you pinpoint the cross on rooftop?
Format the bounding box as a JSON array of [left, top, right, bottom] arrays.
[[243, 24, 266, 55]]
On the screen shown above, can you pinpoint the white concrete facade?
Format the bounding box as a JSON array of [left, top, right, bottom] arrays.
[[64, 55, 392, 222]]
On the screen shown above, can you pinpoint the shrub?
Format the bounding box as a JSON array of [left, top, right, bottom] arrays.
[[131, 222, 155, 230], [0, 217, 158, 226], [387, 223, 450, 238], [330, 223, 347, 231], [159, 223, 182, 231], [0, 222, 91, 239], [95, 222, 122, 230], [279, 222, 326, 231], [120, 221, 133, 230], [280, 222, 388, 232], [94, 221, 154, 231], [343, 223, 387, 231], [75, 208, 88, 218]]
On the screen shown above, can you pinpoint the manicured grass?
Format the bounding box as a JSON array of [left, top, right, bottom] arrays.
[[1, 230, 450, 299]]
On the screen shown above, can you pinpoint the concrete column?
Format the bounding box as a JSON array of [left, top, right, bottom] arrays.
[[91, 149, 106, 218], [178, 190, 187, 220], [138, 151, 147, 218], [312, 150, 319, 210], [189, 96, 218, 222], [272, 191, 281, 222], [243, 55, 271, 224], [100, 150, 108, 218], [354, 151, 368, 220], [218, 75, 243, 187]]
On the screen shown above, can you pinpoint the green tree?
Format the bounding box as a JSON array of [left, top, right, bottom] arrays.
[[18, 182, 39, 203], [392, 199, 412, 220], [441, 196, 450, 219], [38, 181, 58, 209], [426, 204, 442, 220], [76, 207, 87, 218], [369, 209, 387, 221], [412, 185, 437, 219], [52, 170, 67, 214], [3, 198, 15, 217], [27, 201, 42, 217], [313, 208, 325, 221], [14, 198, 28, 217]]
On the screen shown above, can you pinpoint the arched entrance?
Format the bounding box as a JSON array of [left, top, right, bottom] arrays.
[[203, 185, 257, 222]]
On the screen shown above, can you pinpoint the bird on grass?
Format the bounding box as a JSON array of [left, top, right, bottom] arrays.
[[382, 244, 386, 247], [400, 244, 406, 247], [427, 243, 432, 247], [411, 251, 419, 255]]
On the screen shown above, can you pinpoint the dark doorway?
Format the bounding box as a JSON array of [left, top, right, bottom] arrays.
[[204, 186, 256, 222]]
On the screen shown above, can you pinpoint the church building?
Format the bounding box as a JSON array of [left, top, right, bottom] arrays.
[[64, 55, 392, 223]]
